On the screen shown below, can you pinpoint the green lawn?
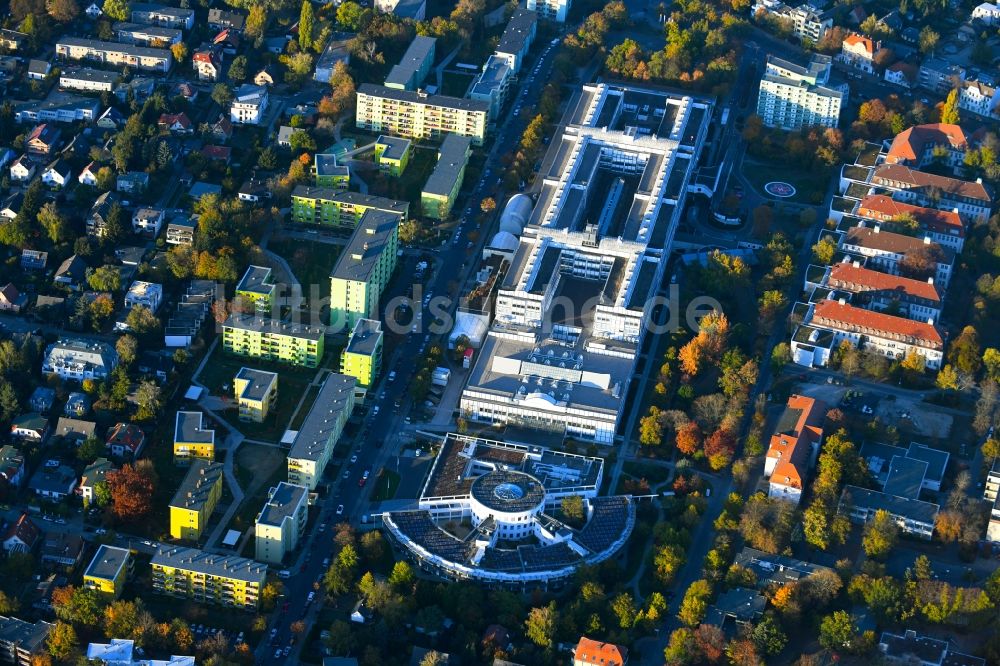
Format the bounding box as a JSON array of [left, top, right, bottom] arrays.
[[441, 71, 476, 97], [266, 238, 342, 302], [227, 444, 289, 536], [741, 159, 831, 204], [289, 384, 321, 430], [370, 469, 400, 502]]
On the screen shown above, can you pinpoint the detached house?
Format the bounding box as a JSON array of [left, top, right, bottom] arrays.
[[839, 33, 876, 73], [41, 159, 72, 188], [11, 413, 49, 442], [27, 124, 61, 155], [207, 8, 247, 31], [210, 115, 233, 143], [2, 512, 40, 554], [0, 446, 26, 489], [230, 84, 268, 125], [78, 161, 99, 187], [0, 193, 20, 220], [132, 208, 165, 237], [0, 284, 26, 313], [158, 112, 193, 134], [29, 462, 78, 499], [21, 249, 48, 271], [117, 171, 149, 194], [10, 155, 35, 182], [106, 423, 145, 459], [87, 191, 120, 237], [193, 48, 222, 81], [54, 255, 87, 288], [254, 67, 276, 86]]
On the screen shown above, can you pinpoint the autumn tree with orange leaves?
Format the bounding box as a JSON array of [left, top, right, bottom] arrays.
[[679, 311, 730, 376], [106, 461, 156, 521]]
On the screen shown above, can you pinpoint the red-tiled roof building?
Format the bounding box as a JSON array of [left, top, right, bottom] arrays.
[[765, 394, 825, 504]]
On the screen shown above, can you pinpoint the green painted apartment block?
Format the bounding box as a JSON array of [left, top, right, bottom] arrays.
[[329, 210, 399, 331], [373, 135, 411, 177], [222, 314, 325, 368], [341, 318, 383, 390], [290, 185, 409, 228], [421, 133, 472, 220], [235, 265, 276, 314], [314, 153, 350, 188]]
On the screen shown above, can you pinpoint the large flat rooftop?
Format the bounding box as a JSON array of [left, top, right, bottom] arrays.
[[329, 210, 398, 283]]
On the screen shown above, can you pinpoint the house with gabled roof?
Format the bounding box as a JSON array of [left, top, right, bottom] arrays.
[[27, 124, 61, 155], [573, 636, 628, 666], [210, 115, 233, 143], [0, 284, 26, 313], [106, 423, 145, 459], [2, 512, 40, 554], [0, 192, 21, 221], [11, 413, 49, 442], [764, 394, 825, 505], [193, 48, 222, 81], [158, 112, 193, 134], [10, 154, 36, 182], [42, 159, 72, 188]]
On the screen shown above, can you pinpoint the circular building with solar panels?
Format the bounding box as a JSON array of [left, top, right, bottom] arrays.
[[380, 434, 636, 590], [469, 470, 546, 539]]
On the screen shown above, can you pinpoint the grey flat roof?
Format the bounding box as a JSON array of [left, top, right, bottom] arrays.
[[131, 2, 194, 17], [256, 482, 307, 527], [472, 56, 510, 97], [841, 484, 940, 524], [112, 22, 182, 39], [85, 544, 130, 581], [174, 411, 214, 444], [223, 314, 325, 341], [346, 318, 382, 356], [358, 82, 490, 113], [0, 616, 51, 654], [57, 37, 171, 59], [496, 8, 537, 57], [882, 455, 928, 499], [291, 185, 408, 215], [236, 265, 274, 296], [329, 210, 398, 283], [151, 546, 267, 583], [170, 460, 223, 510], [60, 67, 120, 84], [761, 74, 844, 99], [423, 133, 472, 197], [235, 367, 278, 402], [375, 135, 410, 161], [315, 153, 349, 177], [906, 442, 949, 484], [384, 35, 435, 88], [465, 332, 631, 416], [288, 373, 355, 462]]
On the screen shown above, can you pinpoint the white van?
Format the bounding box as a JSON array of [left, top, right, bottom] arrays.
[[277, 570, 291, 579]]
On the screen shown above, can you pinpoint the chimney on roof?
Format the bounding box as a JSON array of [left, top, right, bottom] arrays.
[[977, 177, 983, 184], [927, 277, 934, 285], [927, 317, 934, 325], [838, 297, 846, 305], [873, 225, 880, 233], [852, 260, 860, 268], [923, 236, 931, 244]]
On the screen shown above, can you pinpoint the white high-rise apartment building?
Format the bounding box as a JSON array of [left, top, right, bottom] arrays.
[[757, 54, 843, 130]]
